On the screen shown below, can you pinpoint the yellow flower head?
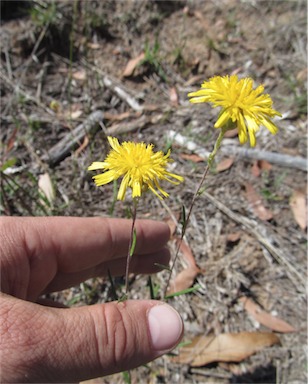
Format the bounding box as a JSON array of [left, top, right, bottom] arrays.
[[188, 75, 282, 147], [88, 136, 184, 201]]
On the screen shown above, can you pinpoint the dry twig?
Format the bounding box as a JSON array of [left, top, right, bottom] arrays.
[[167, 130, 307, 171], [41, 110, 104, 166]]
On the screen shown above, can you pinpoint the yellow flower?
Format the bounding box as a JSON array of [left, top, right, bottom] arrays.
[[188, 75, 282, 147], [88, 136, 184, 201]]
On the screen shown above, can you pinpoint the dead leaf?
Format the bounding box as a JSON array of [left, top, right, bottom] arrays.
[[167, 266, 200, 295], [164, 218, 177, 238], [289, 190, 307, 230], [38, 173, 55, 207], [70, 110, 83, 120], [6, 126, 18, 154], [259, 160, 272, 171], [216, 157, 234, 172], [72, 69, 87, 81], [63, 104, 83, 120], [167, 237, 201, 295], [296, 67, 307, 82], [172, 332, 280, 366], [224, 128, 238, 138], [180, 153, 204, 163], [227, 232, 241, 243], [87, 42, 101, 50], [245, 183, 273, 221], [163, 211, 181, 238], [239, 297, 296, 333], [218, 362, 248, 376], [175, 237, 199, 269], [122, 52, 145, 77], [104, 111, 136, 121], [184, 75, 205, 86], [193, 10, 209, 29], [74, 135, 89, 156], [169, 86, 179, 106], [251, 160, 272, 177], [251, 161, 261, 177]]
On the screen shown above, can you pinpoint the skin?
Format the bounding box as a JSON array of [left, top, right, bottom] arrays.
[[0, 216, 183, 383]]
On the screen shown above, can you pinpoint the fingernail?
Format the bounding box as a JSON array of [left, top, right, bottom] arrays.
[[148, 304, 183, 351]]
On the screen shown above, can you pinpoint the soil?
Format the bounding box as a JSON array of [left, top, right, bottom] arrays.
[[1, 1, 307, 383]]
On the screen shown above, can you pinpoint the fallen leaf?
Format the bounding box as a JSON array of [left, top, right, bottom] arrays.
[[239, 297, 296, 333], [38, 173, 55, 207], [193, 10, 208, 27], [167, 266, 200, 295], [164, 218, 177, 238], [175, 237, 199, 269], [227, 232, 241, 243], [172, 332, 280, 366], [70, 110, 83, 120], [289, 190, 307, 230], [185, 75, 206, 86], [259, 160, 272, 171], [72, 69, 87, 81], [224, 128, 238, 138], [245, 183, 273, 221], [296, 67, 307, 82], [216, 157, 234, 172], [251, 161, 261, 177], [251, 160, 272, 177], [180, 153, 204, 163], [169, 86, 179, 106], [142, 104, 161, 112], [218, 362, 248, 376], [74, 135, 89, 156], [104, 111, 137, 121], [122, 52, 145, 77], [6, 126, 18, 154], [87, 42, 101, 50], [167, 237, 201, 295], [63, 104, 83, 120]]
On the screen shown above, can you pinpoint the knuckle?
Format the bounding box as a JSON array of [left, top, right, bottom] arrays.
[[91, 303, 136, 372]]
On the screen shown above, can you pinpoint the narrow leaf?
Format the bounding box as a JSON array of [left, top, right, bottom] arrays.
[[165, 284, 200, 299], [129, 228, 137, 256]]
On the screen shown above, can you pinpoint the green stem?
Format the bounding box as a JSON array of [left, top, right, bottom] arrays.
[[125, 199, 138, 294], [164, 125, 229, 297]]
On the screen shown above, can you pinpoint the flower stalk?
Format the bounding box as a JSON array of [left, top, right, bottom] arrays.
[[164, 125, 229, 297], [125, 198, 138, 294]]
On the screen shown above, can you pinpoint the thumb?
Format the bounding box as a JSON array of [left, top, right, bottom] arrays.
[[1, 294, 183, 383]]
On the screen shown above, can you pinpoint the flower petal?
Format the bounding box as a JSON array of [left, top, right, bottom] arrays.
[[88, 162, 107, 171], [117, 173, 130, 200], [93, 171, 117, 186]]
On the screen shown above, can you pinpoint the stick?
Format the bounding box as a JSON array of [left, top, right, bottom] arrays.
[[81, 59, 144, 112], [107, 113, 164, 135], [102, 76, 144, 112], [167, 130, 307, 171], [41, 110, 104, 166]]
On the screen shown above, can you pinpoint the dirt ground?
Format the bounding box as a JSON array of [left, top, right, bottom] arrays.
[[1, 1, 307, 383]]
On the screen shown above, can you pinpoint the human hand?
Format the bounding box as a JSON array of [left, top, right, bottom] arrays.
[[0, 217, 183, 383]]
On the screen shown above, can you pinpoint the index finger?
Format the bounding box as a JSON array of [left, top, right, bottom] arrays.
[[1, 216, 171, 273]]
